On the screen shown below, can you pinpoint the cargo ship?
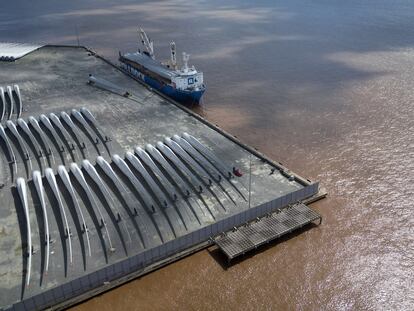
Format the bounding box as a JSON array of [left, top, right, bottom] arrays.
[[119, 28, 205, 104]]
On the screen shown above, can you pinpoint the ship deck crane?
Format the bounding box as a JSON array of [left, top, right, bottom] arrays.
[[139, 27, 154, 59]]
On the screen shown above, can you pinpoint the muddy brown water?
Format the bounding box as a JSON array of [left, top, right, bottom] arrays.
[[1, 0, 413, 310]]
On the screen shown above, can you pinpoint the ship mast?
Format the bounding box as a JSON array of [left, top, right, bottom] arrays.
[[182, 52, 190, 73], [170, 41, 177, 70], [139, 27, 154, 59]]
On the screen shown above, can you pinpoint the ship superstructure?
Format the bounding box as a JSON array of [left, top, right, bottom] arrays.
[[119, 28, 205, 104]]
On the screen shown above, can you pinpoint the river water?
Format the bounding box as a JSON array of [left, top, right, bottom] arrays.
[[1, 0, 413, 310]]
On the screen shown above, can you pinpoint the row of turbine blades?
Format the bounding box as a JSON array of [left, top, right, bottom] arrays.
[[0, 84, 22, 121], [0, 107, 111, 180], [14, 133, 242, 287]]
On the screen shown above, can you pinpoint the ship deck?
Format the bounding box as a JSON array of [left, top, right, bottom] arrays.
[[122, 52, 178, 80], [0, 46, 322, 310]]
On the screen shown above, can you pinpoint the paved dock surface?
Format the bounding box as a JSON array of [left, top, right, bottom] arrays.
[[0, 46, 317, 310]]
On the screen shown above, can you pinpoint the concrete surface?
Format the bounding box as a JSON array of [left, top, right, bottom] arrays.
[[0, 46, 312, 309]]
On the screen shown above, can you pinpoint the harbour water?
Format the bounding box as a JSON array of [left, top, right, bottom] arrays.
[[1, 0, 413, 310]]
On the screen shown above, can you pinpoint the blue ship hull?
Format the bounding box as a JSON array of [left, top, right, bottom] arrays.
[[119, 55, 205, 105], [144, 75, 205, 104]]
